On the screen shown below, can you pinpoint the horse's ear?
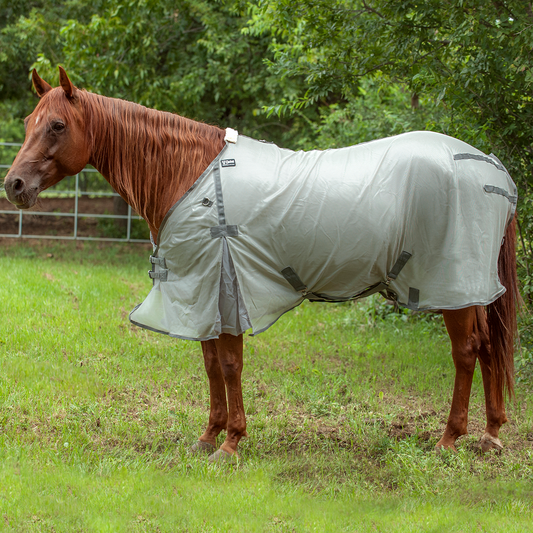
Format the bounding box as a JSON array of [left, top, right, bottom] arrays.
[[32, 69, 52, 98], [58, 66, 77, 99]]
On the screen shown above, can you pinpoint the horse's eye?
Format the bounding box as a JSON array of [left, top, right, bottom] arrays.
[[52, 122, 65, 133]]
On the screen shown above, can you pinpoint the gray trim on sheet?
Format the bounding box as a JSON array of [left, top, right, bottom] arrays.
[[454, 153, 506, 172], [483, 185, 517, 204], [210, 224, 239, 239], [213, 165, 226, 225], [156, 143, 229, 246], [129, 304, 221, 341]]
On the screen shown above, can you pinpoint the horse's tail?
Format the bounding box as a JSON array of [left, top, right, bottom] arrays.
[[486, 217, 519, 406]]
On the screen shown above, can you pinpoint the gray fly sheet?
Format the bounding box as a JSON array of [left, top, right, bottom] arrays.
[[130, 130, 517, 341]]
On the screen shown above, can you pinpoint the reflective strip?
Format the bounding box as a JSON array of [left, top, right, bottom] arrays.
[[483, 185, 517, 204], [210, 225, 240, 238], [306, 280, 387, 303], [488, 154, 518, 223], [150, 256, 167, 268], [211, 164, 240, 238], [348, 281, 388, 300], [454, 153, 506, 172], [148, 270, 168, 281], [213, 165, 226, 225]]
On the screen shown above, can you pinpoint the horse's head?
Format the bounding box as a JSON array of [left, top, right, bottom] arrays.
[[4, 67, 90, 209]]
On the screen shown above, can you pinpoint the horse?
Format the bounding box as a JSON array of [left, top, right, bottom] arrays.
[[3, 67, 519, 462]]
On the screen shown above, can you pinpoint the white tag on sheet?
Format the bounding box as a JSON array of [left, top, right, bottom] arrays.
[[224, 128, 239, 144]]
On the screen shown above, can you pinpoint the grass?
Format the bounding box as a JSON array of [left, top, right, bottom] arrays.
[[0, 239, 532, 532]]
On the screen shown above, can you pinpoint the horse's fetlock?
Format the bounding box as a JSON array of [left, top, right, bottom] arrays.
[[227, 418, 246, 437]]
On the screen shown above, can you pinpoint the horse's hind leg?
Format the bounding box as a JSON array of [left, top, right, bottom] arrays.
[[191, 339, 228, 455], [475, 306, 507, 452], [436, 307, 479, 451]]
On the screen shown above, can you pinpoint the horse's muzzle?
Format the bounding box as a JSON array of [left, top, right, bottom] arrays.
[[3, 173, 38, 209]]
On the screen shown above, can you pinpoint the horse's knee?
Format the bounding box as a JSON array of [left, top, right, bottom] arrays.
[[219, 358, 242, 380]]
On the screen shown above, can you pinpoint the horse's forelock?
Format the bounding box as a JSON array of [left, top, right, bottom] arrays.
[[34, 87, 80, 126]]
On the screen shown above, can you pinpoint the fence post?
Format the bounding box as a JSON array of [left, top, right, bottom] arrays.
[[74, 173, 79, 239], [18, 209, 22, 238], [127, 204, 132, 241]]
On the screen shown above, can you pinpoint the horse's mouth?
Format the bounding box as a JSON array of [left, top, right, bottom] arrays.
[[14, 201, 35, 210], [7, 191, 39, 210]]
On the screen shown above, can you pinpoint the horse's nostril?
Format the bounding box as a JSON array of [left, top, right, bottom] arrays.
[[13, 178, 25, 194]]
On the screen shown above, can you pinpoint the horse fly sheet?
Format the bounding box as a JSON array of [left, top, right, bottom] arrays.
[[129, 130, 517, 341]]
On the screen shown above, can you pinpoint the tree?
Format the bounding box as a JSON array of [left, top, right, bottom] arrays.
[[249, 0, 533, 298], [250, 1, 531, 163], [0, 0, 319, 147]]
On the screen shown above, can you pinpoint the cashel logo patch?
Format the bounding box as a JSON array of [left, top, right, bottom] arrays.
[[221, 159, 236, 167]]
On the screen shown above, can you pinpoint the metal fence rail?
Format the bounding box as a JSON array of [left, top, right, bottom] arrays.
[[0, 141, 150, 242]]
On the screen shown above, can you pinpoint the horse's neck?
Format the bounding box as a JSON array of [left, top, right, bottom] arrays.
[[86, 94, 225, 239]]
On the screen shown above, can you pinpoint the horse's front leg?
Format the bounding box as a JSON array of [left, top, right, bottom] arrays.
[[209, 333, 246, 463], [191, 339, 228, 455]]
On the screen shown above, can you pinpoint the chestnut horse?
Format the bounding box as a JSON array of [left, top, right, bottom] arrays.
[[4, 68, 519, 462]]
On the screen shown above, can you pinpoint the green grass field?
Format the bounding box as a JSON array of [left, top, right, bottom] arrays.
[[0, 239, 532, 532]]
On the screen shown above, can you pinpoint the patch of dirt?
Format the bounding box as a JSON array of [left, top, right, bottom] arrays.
[[387, 416, 436, 444], [380, 399, 533, 455], [0, 196, 137, 238]]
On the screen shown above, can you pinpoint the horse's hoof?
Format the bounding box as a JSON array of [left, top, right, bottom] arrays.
[[479, 433, 503, 453], [190, 440, 217, 455], [435, 442, 457, 454], [208, 448, 238, 464]]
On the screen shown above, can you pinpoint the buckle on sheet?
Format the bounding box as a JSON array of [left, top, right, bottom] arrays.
[[148, 269, 168, 281], [150, 255, 167, 268]]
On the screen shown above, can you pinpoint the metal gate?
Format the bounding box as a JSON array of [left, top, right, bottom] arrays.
[[0, 141, 150, 242]]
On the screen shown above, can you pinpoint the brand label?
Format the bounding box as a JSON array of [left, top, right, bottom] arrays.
[[221, 159, 236, 167]]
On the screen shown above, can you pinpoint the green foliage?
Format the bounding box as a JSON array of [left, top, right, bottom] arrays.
[[301, 77, 449, 150], [0, 0, 319, 147], [0, 0, 87, 129], [250, 0, 533, 170], [96, 213, 150, 240]]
